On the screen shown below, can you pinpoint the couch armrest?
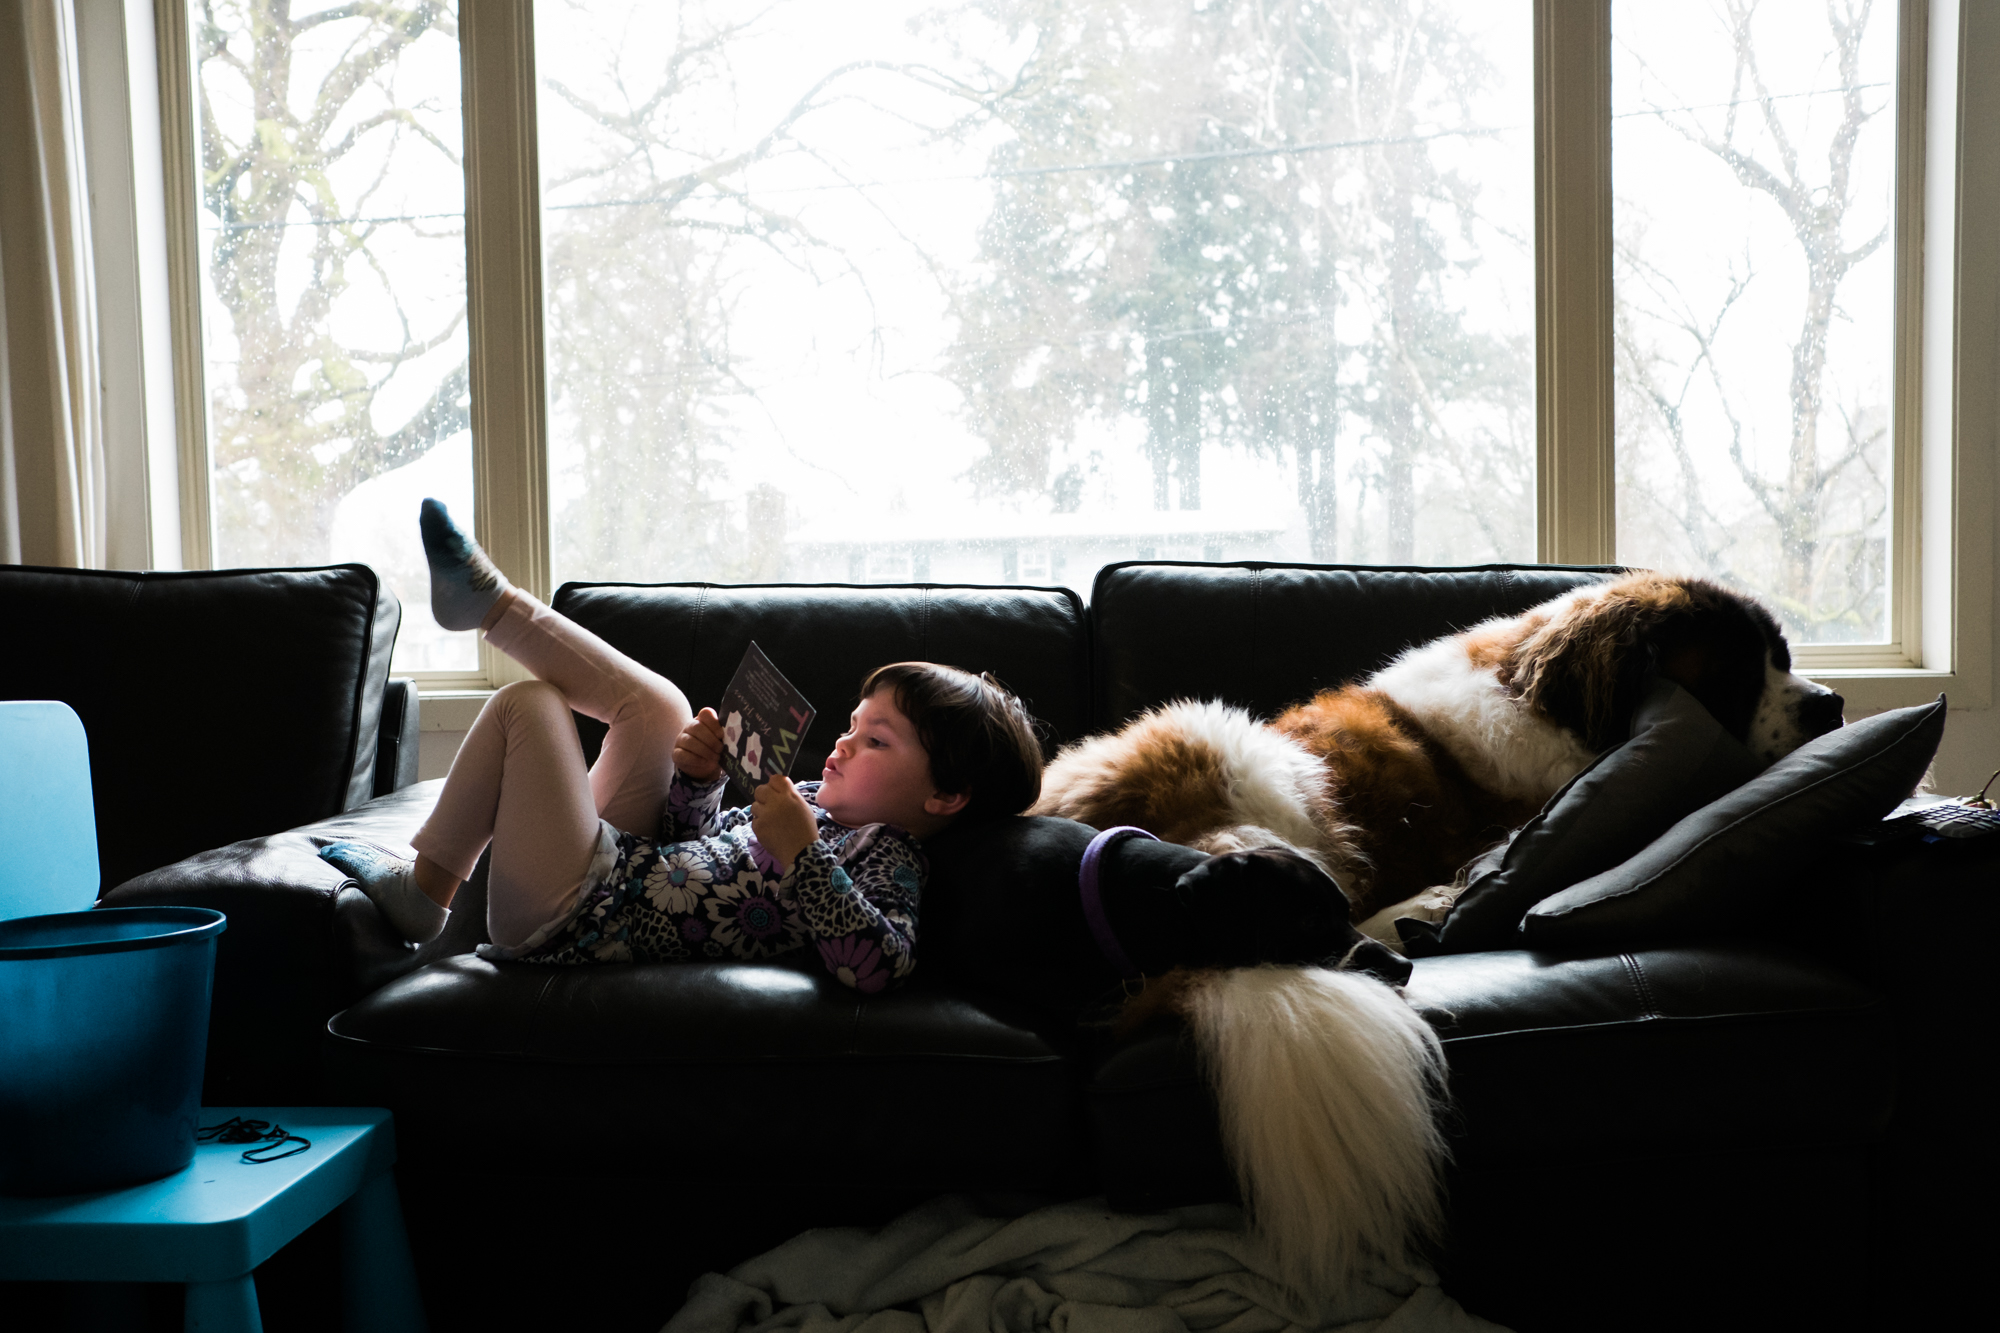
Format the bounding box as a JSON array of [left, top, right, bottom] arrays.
[[373, 678, 422, 796], [99, 781, 446, 1105]]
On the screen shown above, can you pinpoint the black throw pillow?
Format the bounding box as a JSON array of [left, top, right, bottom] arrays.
[[1521, 695, 1947, 952], [1425, 677, 1765, 953]]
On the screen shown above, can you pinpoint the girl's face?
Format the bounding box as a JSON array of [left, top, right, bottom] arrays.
[[816, 690, 966, 835]]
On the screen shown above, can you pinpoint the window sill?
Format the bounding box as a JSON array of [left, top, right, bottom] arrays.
[[418, 690, 493, 733], [1803, 668, 1988, 715]]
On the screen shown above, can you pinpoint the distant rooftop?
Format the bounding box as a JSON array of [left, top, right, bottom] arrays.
[[785, 505, 1290, 547]]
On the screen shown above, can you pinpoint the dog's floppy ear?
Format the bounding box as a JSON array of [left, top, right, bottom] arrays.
[[1508, 576, 1694, 751]]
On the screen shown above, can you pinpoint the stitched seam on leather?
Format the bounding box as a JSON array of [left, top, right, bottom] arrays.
[[1250, 568, 1264, 708], [1621, 953, 1660, 1018], [1432, 1004, 1887, 1044]]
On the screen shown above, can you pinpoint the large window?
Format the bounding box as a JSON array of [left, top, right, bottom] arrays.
[[1612, 0, 1898, 646], [156, 0, 1983, 702]]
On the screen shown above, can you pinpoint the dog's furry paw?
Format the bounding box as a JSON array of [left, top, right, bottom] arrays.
[[1188, 824, 1346, 882], [1355, 883, 1459, 952]]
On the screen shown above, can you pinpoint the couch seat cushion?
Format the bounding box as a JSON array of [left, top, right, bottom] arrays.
[[1090, 943, 1891, 1209], [324, 956, 1088, 1193], [104, 781, 445, 1105]]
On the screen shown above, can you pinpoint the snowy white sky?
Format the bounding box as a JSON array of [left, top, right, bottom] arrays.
[[193, 1, 1897, 668]]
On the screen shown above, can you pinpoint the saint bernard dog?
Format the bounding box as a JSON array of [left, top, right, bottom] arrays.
[[1036, 570, 1846, 926], [1032, 572, 1846, 1297]]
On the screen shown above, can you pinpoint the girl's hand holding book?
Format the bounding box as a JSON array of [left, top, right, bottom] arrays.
[[673, 708, 726, 783], [752, 775, 817, 873]]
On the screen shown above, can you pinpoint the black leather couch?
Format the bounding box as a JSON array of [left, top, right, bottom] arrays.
[[80, 563, 1985, 1333], [0, 563, 418, 893]]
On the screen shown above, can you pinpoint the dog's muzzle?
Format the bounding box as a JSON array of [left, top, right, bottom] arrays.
[[1799, 688, 1845, 739]]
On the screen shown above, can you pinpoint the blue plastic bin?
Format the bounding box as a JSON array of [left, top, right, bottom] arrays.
[[0, 906, 226, 1196]]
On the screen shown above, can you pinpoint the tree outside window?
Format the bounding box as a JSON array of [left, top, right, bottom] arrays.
[[183, 0, 1906, 664]]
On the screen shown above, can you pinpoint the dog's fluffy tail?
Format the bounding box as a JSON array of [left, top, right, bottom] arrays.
[[1177, 965, 1448, 1297]]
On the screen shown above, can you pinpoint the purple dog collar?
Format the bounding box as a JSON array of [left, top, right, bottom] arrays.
[[1079, 826, 1158, 980]]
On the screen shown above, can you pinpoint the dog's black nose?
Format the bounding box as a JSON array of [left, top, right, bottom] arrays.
[[1799, 690, 1845, 737]]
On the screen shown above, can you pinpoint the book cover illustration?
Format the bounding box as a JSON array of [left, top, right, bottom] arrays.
[[717, 641, 816, 802]]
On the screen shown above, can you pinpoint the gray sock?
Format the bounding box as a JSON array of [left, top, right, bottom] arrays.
[[319, 840, 449, 944], [420, 498, 510, 631]]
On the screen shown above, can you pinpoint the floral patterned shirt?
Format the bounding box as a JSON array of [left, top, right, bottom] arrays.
[[505, 772, 925, 992]]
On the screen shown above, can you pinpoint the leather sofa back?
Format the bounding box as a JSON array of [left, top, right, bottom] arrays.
[[553, 566, 1624, 762], [0, 564, 399, 893], [1089, 561, 1620, 726], [553, 581, 1091, 772]]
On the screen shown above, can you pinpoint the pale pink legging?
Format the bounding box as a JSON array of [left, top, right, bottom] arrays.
[[410, 590, 692, 948]]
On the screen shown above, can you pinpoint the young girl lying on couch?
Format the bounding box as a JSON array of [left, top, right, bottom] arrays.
[[319, 500, 1044, 992]]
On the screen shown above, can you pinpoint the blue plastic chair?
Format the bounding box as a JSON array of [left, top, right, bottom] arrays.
[[0, 700, 100, 920], [0, 702, 426, 1331]]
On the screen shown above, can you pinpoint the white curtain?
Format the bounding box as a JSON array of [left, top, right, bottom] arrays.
[[0, 0, 105, 568]]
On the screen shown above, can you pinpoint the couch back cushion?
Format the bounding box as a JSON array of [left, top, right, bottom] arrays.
[[1089, 561, 1620, 726], [552, 582, 1090, 774], [0, 564, 399, 893]]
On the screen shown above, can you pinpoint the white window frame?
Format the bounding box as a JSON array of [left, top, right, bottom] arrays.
[[122, 0, 1991, 715]]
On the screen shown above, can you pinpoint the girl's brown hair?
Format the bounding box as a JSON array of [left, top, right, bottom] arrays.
[[859, 663, 1045, 823]]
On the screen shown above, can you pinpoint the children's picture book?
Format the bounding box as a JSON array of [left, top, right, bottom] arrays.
[[717, 641, 816, 801]]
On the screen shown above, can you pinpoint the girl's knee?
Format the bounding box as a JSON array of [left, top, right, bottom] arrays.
[[612, 671, 690, 736], [490, 678, 573, 729], [642, 676, 692, 729]]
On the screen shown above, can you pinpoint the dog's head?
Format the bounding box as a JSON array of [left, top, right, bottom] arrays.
[[1506, 573, 1845, 762]]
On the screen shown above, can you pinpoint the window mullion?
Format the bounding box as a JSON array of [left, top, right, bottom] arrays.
[[1534, 0, 1615, 566], [460, 0, 549, 687], [1883, 0, 1929, 670]]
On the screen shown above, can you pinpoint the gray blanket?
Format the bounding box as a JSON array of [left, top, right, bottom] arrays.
[[664, 1196, 1508, 1333]]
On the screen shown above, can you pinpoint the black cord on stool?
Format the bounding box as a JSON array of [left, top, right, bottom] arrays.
[[197, 1116, 312, 1163]]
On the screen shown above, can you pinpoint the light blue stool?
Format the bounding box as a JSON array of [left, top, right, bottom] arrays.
[[0, 1105, 426, 1333]]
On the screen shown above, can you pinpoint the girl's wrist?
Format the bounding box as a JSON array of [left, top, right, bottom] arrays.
[[779, 837, 823, 878], [751, 832, 811, 879]]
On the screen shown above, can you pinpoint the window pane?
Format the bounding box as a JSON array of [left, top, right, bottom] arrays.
[[1612, 1, 1897, 644], [536, 0, 1535, 594], [192, 0, 474, 670]]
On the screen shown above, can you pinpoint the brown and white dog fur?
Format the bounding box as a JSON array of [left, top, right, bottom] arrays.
[[1034, 573, 1845, 1296]]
